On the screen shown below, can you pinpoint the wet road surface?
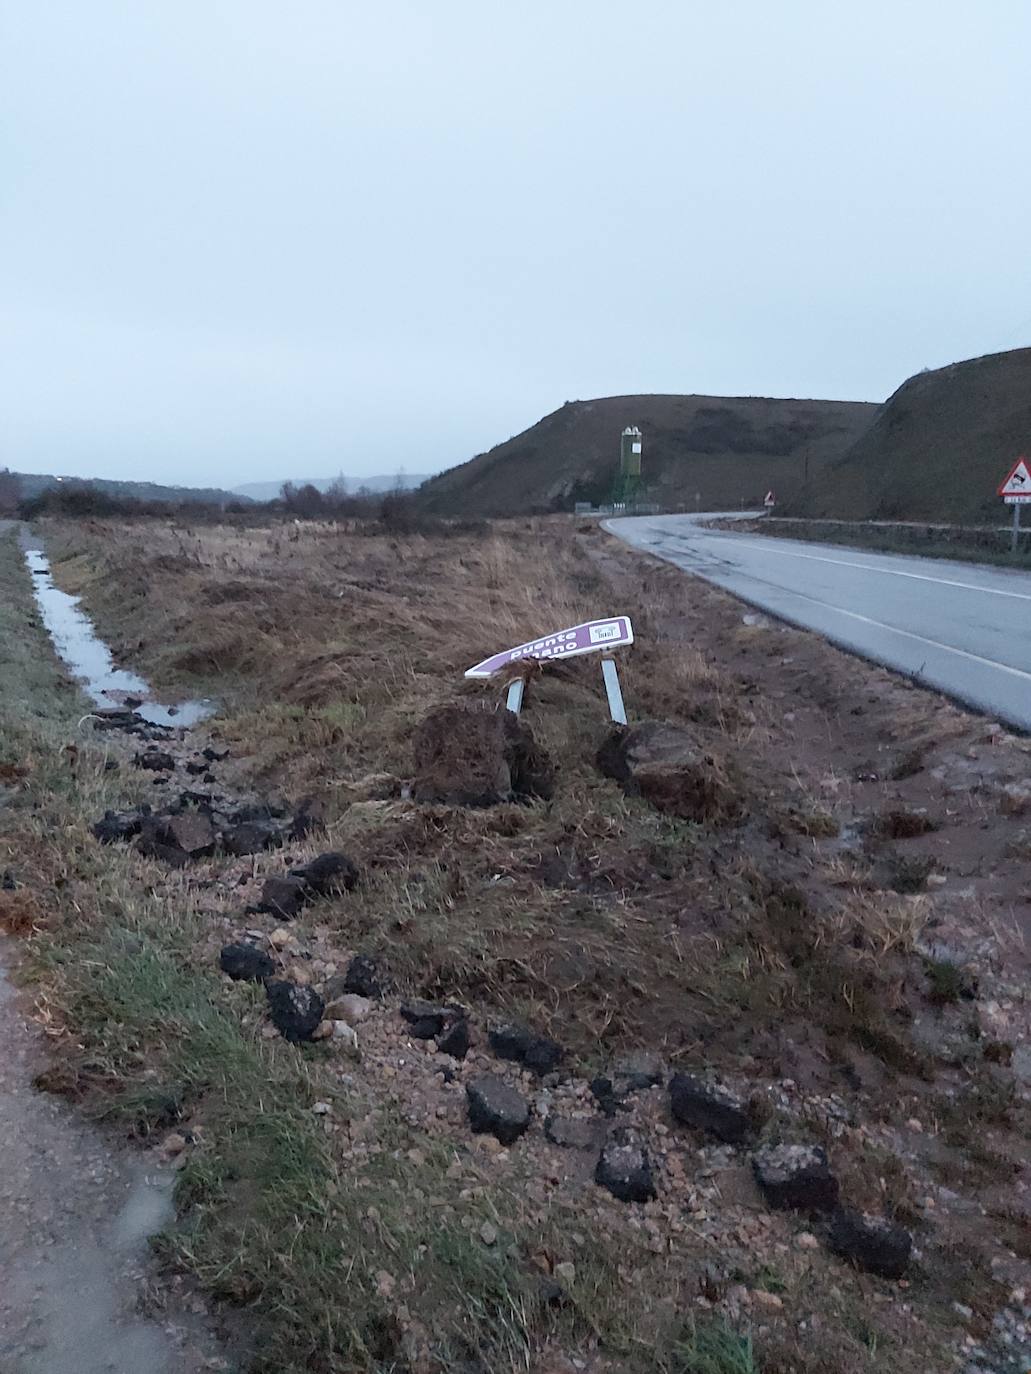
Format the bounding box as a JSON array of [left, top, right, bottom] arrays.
[[607, 513, 1031, 732]]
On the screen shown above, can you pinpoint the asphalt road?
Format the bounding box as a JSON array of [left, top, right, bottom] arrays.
[[606, 513, 1031, 732]]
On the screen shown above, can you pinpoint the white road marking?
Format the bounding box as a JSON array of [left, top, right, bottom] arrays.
[[773, 588, 1031, 683], [714, 536, 1031, 601]]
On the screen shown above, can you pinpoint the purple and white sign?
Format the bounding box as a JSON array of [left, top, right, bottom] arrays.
[[465, 616, 634, 679]]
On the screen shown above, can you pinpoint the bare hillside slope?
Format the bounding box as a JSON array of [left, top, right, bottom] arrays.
[[418, 393, 878, 516], [786, 347, 1031, 523]]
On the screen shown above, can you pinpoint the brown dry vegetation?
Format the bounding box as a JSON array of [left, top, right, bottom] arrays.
[[11, 515, 1031, 1372]]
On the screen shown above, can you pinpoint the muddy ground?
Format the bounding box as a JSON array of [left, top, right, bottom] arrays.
[[2, 514, 1030, 1374]]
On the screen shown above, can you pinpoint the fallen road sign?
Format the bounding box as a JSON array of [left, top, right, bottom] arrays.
[[999, 457, 1031, 504], [465, 616, 634, 679]]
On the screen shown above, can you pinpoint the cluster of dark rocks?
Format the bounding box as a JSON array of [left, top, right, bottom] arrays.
[[92, 788, 325, 868], [458, 1053, 911, 1280], [253, 850, 359, 919], [220, 944, 383, 1043]]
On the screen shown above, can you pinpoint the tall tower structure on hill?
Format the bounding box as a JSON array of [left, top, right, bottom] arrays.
[[613, 425, 643, 504]]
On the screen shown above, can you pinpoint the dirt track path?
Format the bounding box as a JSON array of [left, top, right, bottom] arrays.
[[0, 943, 228, 1373]]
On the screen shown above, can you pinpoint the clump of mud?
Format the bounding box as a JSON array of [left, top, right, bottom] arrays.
[[597, 719, 742, 825], [412, 703, 554, 806]]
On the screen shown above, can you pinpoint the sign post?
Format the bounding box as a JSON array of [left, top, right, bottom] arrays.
[[465, 616, 635, 723], [998, 457, 1031, 553]]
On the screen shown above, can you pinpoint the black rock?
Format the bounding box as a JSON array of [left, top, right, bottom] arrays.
[[341, 953, 383, 999], [488, 1022, 564, 1076], [92, 808, 147, 845], [265, 980, 325, 1043], [400, 1000, 462, 1040], [291, 851, 359, 896], [290, 796, 326, 840], [103, 759, 120, 773], [589, 1075, 628, 1117], [1, 871, 17, 891], [259, 875, 308, 920], [466, 1074, 531, 1145], [202, 746, 230, 762], [595, 1129, 656, 1203], [827, 1209, 912, 1279], [751, 1143, 840, 1213], [219, 942, 275, 982], [134, 748, 175, 772], [669, 1073, 750, 1144], [220, 819, 286, 856], [436, 1018, 470, 1059], [185, 759, 209, 776]]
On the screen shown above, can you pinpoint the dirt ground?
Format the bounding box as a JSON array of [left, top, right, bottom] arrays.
[[6, 513, 1031, 1374]]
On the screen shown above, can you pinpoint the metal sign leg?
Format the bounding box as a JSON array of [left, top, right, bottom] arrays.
[[601, 657, 627, 725], [505, 678, 525, 715]]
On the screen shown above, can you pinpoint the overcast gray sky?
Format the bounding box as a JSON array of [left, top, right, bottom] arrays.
[[4, 2, 1031, 489]]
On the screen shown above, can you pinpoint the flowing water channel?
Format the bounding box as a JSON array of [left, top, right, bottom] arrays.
[[21, 541, 213, 727]]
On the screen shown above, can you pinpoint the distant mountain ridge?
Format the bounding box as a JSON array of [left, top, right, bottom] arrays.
[[9, 471, 247, 505], [234, 473, 431, 502], [417, 394, 879, 516]]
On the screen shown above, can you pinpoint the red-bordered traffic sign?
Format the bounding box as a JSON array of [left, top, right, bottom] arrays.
[[999, 457, 1031, 504]]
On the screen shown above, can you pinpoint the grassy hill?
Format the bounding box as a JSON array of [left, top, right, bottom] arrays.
[[417, 394, 879, 516], [784, 348, 1031, 523]]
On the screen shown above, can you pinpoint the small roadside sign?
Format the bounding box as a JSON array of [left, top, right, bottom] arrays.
[[465, 616, 634, 679], [999, 457, 1031, 504], [763, 490, 776, 509]]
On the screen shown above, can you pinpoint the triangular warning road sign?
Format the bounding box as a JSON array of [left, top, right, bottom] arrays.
[[999, 456, 1031, 497]]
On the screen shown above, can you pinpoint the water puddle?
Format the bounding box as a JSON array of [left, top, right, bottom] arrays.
[[22, 545, 213, 727]]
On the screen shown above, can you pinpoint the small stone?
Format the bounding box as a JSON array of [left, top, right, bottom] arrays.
[[312, 1020, 334, 1040], [795, 1231, 820, 1251], [827, 1209, 912, 1279], [752, 1144, 840, 1213], [400, 1000, 455, 1039], [312, 1101, 332, 1115], [553, 1261, 576, 1284], [162, 1132, 188, 1155], [269, 927, 292, 948], [332, 1021, 360, 1056], [479, 1221, 497, 1245], [595, 1129, 656, 1203], [436, 1018, 471, 1059], [751, 1289, 784, 1310], [290, 851, 359, 896], [488, 1022, 564, 1076], [265, 980, 325, 1043], [669, 1073, 750, 1144], [545, 1116, 606, 1151], [260, 875, 308, 920], [135, 748, 175, 771], [324, 993, 372, 1025], [340, 953, 384, 998], [466, 1074, 531, 1145], [219, 942, 274, 982]]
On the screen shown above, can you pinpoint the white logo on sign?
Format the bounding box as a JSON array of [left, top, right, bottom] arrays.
[[589, 621, 622, 644], [631, 442, 642, 454]]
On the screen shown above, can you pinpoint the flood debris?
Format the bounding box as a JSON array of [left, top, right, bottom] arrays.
[[412, 702, 554, 805], [597, 720, 742, 823]]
